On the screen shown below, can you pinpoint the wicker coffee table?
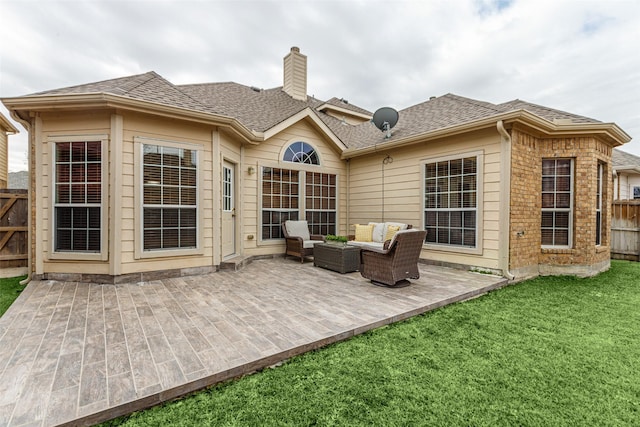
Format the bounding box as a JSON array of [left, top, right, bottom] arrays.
[[313, 243, 361, 273]]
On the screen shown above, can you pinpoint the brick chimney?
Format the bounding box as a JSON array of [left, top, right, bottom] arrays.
[[283, 46, 307, 101]]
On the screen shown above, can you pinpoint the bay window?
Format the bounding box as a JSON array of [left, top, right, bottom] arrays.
[[142, 143, 198, 251]]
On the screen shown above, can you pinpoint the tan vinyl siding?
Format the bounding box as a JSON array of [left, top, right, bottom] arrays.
[[120, 112, 213, 274], [348, 128, 503, 270], [38, 111, 112, 274], [242, 120, 348, 257]]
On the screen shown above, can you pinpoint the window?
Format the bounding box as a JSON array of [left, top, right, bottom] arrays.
[[596, 162, 603, 246], [541, 158, 573, 247], [283, 141, 319, 165], [261, 167, 336, 239], [142, 144, 197, 251], [54, 141, 102, 252], [634, 187, 640, 200], [223, 165, 233, 212], [261, 167, 299, 239], [305, 172, 336, 235], [424, 156, 477, 247]]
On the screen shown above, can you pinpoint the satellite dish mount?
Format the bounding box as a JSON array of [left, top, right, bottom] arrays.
[[372, 107, 399, 139]]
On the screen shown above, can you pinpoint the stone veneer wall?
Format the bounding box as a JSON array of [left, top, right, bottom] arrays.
[[509, 126, 613, 279]]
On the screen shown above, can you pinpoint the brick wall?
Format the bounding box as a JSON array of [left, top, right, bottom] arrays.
[[509, 126, 613, 279]]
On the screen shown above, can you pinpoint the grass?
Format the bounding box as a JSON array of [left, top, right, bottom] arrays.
[[0, 275, 26, 317], [102, 260, 640, 426]]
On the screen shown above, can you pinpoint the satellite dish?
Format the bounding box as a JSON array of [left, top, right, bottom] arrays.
[[372, 107, 399, 139]]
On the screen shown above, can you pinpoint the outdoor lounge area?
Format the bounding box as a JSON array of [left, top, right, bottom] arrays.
[[0, 258, 506, 427]]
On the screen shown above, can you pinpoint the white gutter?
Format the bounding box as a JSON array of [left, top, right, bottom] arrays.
[[497, 120, 515, 281]]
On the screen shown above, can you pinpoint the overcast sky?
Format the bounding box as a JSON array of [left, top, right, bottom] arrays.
[[1, 0, 639, 171]]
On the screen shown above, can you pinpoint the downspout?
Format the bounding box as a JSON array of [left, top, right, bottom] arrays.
[[10, 112, 32, 285], [497, 120, 515, 280]]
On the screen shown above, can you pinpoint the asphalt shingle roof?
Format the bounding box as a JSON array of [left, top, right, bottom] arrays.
[[178, 83, 313, 132], [496, 99, 600, 124], [22, 71, 603, 150], [613, 148, 640, 168]]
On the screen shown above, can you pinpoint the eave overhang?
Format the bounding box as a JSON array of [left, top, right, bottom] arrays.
[[2, 93, 349, 151], [1, 92, 261, 144], [341, 109, 631, 159], [613, 165, 640, 174], [0, 113, 19, 134]]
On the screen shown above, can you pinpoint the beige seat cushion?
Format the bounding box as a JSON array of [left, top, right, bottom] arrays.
[[285, 220, 310, 240]]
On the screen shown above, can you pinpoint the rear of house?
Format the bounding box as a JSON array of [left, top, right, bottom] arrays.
[[2, 47, 630, 283]]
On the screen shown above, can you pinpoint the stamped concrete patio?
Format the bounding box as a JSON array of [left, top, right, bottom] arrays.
[[0, 258, 507, 427]]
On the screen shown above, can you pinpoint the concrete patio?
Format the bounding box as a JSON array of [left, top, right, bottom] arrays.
[[0, 257, 507, 427]]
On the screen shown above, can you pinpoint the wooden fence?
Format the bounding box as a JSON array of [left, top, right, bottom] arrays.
[[611, 200, 640, 261], [0, 189, 28, 268]]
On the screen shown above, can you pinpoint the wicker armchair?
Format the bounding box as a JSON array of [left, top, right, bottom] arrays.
[[360, 229, 428, 287], [282, 220, 324, 263]]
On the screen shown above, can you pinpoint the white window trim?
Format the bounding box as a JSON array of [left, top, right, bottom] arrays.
[[48, 134, 109, 261], [541, 158, 574, 249], [134, 136, 203, 259], [278, 139, 323, 167], [421, 150, 484, 255], [257, 161, 339, 245]]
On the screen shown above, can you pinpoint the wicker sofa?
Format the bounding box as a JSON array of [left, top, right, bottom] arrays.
[[359, 229, 428, 287], [347, 222, 412, 251]]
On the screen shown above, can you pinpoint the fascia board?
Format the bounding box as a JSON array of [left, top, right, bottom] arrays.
[[2, 93, 261, 144], [262, 107, 348, 151]]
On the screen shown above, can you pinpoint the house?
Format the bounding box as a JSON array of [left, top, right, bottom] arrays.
[[612, 149, 640, 200], [0, 112, 18, 189], [1, 47, 631, 283]]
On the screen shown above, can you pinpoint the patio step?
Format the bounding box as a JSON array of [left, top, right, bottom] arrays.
[[219, 255, 253, 271]]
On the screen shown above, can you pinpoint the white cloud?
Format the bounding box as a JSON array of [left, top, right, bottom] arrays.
[[2, 0, 639, 172]]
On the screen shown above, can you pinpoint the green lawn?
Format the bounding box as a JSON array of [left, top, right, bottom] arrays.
[[0, 275, 26, 317], [99, 260, 640, 426]]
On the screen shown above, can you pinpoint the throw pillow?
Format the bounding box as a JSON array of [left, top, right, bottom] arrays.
[[355, 224, 374, 242], [385, 225, 401, 241], [369, 222, 385, 242]]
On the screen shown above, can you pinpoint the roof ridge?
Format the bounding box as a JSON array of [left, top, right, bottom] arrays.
[[119, 71, 161, 95], [144, 73, 211, 110]]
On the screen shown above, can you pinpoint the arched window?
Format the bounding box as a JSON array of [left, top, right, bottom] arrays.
[[283, 141, 319, 165]]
